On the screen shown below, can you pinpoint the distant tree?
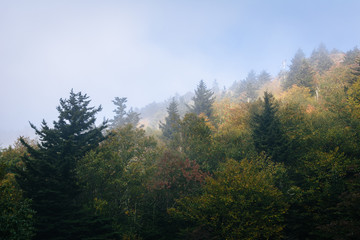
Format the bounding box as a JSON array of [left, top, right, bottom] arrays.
[[110, 97, 140, 128], [189, 80, 215, 118], [352, 57, 360, 77], [159, 98, 181, 147], [251, 92, 290, 164], [297, 60, 315, 90], [343, 46, 360, 65], [110, 97, 128, 127], [283, 49, 315, 92], [310, 43, 334, 74], [15, 90, 118, 240], [257, 70, 272, 85], [126, 107, 141, 127], [233, 80, 247, 98], [211, 79, 221, 95], [244, 70, 258, 102]]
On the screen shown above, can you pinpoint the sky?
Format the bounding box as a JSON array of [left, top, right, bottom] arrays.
[[1, 0, 360, 147]]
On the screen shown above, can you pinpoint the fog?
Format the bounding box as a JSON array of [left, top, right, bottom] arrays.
[[1, 0, 360, 147]]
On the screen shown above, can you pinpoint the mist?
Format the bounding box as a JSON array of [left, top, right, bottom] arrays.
[[1, 0, 360, 147]]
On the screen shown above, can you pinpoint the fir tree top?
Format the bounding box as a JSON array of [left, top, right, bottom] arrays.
[[190, 80, 215, 118]]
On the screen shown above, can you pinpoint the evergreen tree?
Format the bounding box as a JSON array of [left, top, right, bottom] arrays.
[[180, 113, 218, 172], [244, 70, 258, 102], [159, 98, 181, 146], [352, 57, 360, 76], [15, 90, 118, 239], [257, 70, 272, 85], [126, 107, 141, 127], [343, 46, 360, 65], [310, 43, 334, 74], [110, 97, 127, 127], [251, 91, 289, 164], [283, 49, 315, 92], [110, 97, 140, 128], [211, 79, 220, 95], [190, 80, 215, 118], [233, 79, 247, 98]]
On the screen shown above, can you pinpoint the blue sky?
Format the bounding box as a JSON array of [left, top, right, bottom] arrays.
[[1, 0, 360, 146]]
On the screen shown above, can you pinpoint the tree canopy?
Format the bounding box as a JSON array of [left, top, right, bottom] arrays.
[[15, 90, 117, 240], [189, 80, 215, 118]]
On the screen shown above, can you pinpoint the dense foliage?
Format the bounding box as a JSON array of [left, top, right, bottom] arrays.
[[1, 45, 360, 239]]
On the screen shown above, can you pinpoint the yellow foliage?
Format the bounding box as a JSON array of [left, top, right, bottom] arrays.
[[169, 156, 288, 240]]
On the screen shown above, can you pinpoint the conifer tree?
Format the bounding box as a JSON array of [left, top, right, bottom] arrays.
[[110, 97, 128, 127], [126, 107, 141, 127], [110, 97, 140, 128], [244, 70, 258, 102], [15, 90, 118, 239], [343, 47, 360, 65], [283, 49, 315, 92], [190, 80, 215, 118], [251, 92, 289, 164], [257, 70, 272, 85], [159, 98, 181, 146], [310, 43, 334, 74]]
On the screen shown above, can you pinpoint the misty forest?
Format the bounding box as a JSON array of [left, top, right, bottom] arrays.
[[2, 45, 360, 240]]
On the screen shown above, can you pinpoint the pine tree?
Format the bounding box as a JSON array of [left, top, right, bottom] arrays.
[[15, 90, 118, 239], [126, 107, 141, 127], [257, 70, 272, 85], [110, 97, 140, 128], [159, 98, 181, 146], [343, 47, 360, 65], [190, 80, 215, 118], [310, 43, 334, 74], [283, 49, 315, 92], [251, 91, 289, 164], [110, 97, 128, 127]]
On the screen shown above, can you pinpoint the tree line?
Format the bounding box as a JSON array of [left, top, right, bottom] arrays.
[[1, 45, 360, 239]]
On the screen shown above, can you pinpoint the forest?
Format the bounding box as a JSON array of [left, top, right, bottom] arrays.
[[1, 44, 360, 239]]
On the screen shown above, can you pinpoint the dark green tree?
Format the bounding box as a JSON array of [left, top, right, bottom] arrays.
[[159, 98, 181, 147], [283, 49, 315, 92], [0, 163, 35, 240], [179, 113, 222, 172], [189, 80, 215, 118], [251, 92, 290, 164], [15, 90, 118, 240]]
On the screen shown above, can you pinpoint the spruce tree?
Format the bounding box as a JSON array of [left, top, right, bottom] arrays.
[[159, 98, 181, 146], [110, 97, 128, 127], [283, 49, 315, 92], [257, 70, 272, 85], [190, 80, 215, 118], [15, 90, 117, 239], [126, 107, 141, 127], [310, 43, 334, 74], [110, 97, 140, 129], [343, 47, 360, 65], [251, 91, 289, 164], [244, 70, 258, 102]]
